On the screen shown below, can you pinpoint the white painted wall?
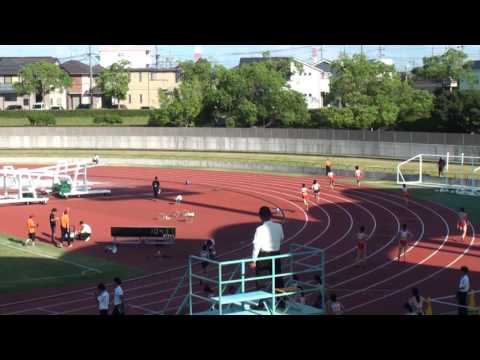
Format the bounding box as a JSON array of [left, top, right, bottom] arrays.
[[99, 45, 154, 69], [45, 88, 67, 109], [287, 61, 330, 109]]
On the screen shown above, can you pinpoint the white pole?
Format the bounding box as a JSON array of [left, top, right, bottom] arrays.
[[419, 154, 423, 183], [446, 152, 449, 172], [461, 153, 465, 187]]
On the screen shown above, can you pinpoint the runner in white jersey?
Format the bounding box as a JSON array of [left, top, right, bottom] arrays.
[[311, 180, 320, 202], [354, 166, 363, 187], [301, 184, 309, 211], [328, 293, 344, 315], [397, 224, 412, 263]]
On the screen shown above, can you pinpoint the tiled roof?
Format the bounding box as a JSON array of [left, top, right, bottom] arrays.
[[0, 57, 58, 75], [61, 60, 103, 75]]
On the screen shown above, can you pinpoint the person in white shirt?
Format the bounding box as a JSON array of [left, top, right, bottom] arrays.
[[249, 206, 285, 292], [175, 194, 183, 204], [92, 154, 100, 164], [311, 180, 320, 202], [77, 221, 92, 242], [354, 166, 363, 187], [457, 266, 470, 315], [112, 277, 125, 316], [96, 283, 109, 316]]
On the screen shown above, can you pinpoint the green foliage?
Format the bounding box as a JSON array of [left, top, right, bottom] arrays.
[[414, 48, 475, 85], [14, 61, 72, 108], [96, 60, 130, 103], [150, 58, 309, 128], [93, 114, 123, 125], [328, 54, 433, 129], [27, 113, 56, 126]]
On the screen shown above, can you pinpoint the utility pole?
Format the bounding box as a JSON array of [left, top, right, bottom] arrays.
[[88, 45, 93, 108], [377, 45, 385, 58], [319, 45, 324, 61], [360, 45, 364, 56]]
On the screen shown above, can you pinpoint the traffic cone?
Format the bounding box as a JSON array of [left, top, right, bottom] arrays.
[[468, 290, 478, 315], [425, 297, 433, 315]]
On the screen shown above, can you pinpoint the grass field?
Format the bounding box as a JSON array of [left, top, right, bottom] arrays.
[[0, 235, 143, 293], [0, 148, 478, 178], [0, 116, 149, 127]]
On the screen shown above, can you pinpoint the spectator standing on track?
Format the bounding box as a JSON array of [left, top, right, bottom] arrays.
[[438, 157, 446, 177], [60, 209, 72, 248], [408, 288, 426, 315], [112, 278, 125, 315], [24, 214, 38, 246], [327, 293, 344, 315], [96, 283, 109, 316], [77, 221, 92, 242], [457, 266, 470, 316], [401, 184, 410, 206], [249, 206, 285, 303], [325, 159, 332, 176], [199, 239, 216, 284], [152, 177, 161, 199], [175, 194, 183, 204], [49, 208, 60, 247]]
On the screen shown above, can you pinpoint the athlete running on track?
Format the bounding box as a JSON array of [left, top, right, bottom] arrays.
[[355, 226, 368, 267], [354, 166, 363, 187], [397, 224, 412, 263], [327, 171, 335, 190], [301, 184, 309, 211], [311, 180, 320, 202], [457, 208, 470, 242]]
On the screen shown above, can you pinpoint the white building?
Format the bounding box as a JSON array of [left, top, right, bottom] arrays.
[[288, 59, 331, 109], [239, 57, 332, 109], [98, 45, 154, 69]]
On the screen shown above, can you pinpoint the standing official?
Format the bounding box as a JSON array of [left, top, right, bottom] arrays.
[[457, 266, 470, 315], [49, 208, 60, 247], [60, 209, 71, 248], [249, 207, 285, 291]]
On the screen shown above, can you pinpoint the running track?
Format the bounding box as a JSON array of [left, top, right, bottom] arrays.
[[0, 167, 477, 315]]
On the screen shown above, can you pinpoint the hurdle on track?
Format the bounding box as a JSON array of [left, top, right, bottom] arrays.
[[0, 159, 110, 205]]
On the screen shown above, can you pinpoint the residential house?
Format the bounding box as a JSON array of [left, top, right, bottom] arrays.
[[239, 57, 331, 109], [0, 57, 67, 110], [99, 45, 155, 69], [61, 60, 103, 109], [117, 67, 180, 109], [460, 60, 480, 91]]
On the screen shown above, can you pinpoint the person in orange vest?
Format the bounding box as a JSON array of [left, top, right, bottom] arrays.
[[60, 209, 72, 248], [25, 214, 38, 246]]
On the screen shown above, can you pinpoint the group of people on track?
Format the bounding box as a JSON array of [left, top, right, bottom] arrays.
[[24, 208, 92, 248]]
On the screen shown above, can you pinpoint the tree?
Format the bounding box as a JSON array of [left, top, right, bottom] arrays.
[[14, 61, 72, 109], [414, 48, 476, 91], [96, 60, 130, 107], [328, 53, 433, 129]]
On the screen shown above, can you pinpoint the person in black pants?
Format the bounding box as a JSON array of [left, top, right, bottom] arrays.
[[438, 157, 446, 177], [49, 208, 60, 247], [152, 177, 160, 198], [457, 266, 470, 315]]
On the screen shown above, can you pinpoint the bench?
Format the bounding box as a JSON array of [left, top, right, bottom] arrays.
[[111, 227, 176, 245]]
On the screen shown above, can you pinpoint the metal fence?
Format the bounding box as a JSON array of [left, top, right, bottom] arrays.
[[1, 127, 478, 146]]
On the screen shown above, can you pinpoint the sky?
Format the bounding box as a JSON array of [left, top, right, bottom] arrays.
[[1, 45, 479, 70]]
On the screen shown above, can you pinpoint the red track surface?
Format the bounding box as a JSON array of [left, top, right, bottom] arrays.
[[0, 166, 477, 315]]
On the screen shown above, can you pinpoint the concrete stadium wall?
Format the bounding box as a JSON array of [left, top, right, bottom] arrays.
[[0, 127, 479, 159]]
